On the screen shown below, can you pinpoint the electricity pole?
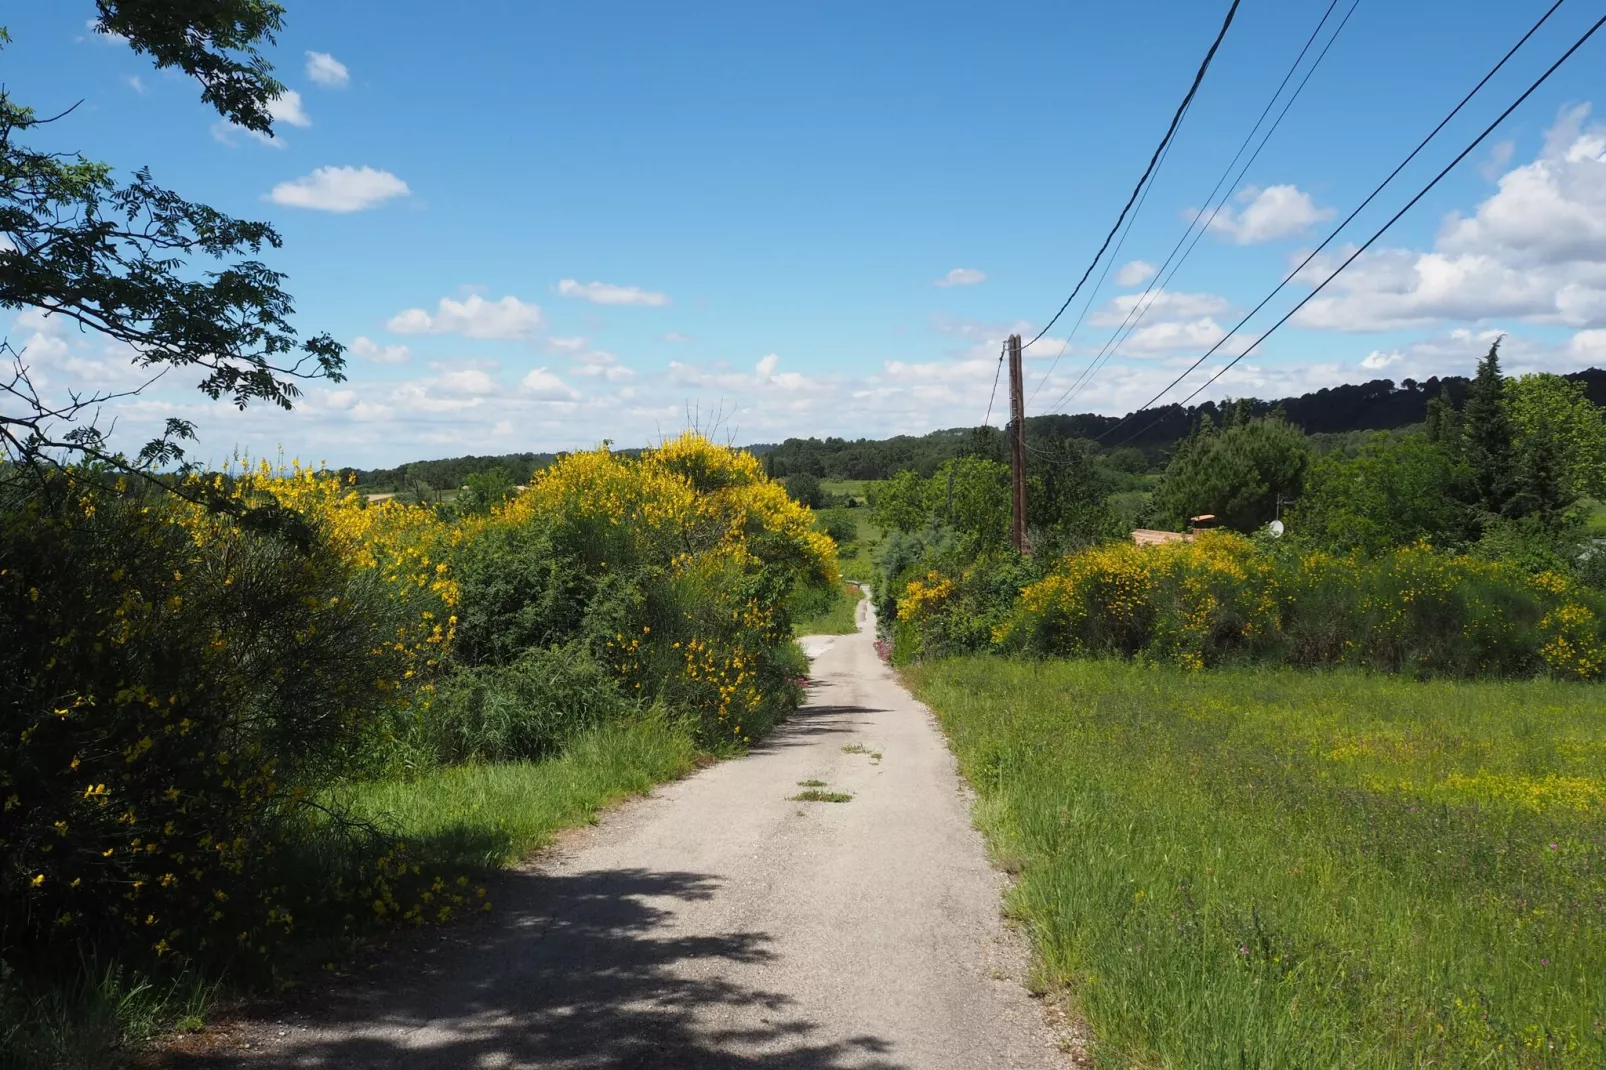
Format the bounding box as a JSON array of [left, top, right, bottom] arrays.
[[1007, 333, 1028, 554]]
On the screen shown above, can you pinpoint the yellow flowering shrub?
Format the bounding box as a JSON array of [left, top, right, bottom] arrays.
[[985, 535, 1606, 678], [1, 465, 454, 973]]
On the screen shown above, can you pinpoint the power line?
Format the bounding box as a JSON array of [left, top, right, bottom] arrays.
[[1020, 0, 1242, 353], [981, 340, 1005, 427], [1095, 0, 1573, 444], [1044, 0, 1359, 418], [1108, 7, 1605, 449]]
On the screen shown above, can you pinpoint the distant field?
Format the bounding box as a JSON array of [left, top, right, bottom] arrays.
[[816, 504, 881, 581], [820, 479, 870, 503], [791, 580, 863, 636], [907, 658, 1606, 1068], [1583, 498, 1606, 537]]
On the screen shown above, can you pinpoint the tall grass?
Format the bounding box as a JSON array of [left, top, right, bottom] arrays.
[[908, 657, 1606, 1068], [792, 580, 864, 635]]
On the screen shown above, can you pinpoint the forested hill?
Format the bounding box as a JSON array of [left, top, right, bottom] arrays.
[[758, 368, 1606, 480], [351, 368, 1606, 487]]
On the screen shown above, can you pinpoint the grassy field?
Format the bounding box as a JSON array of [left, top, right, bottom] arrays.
[[1583, 498, 1606, 537], [820, 479, 870, 503], [906, 658, 1606, 1069], [815, 505, 881, 581]]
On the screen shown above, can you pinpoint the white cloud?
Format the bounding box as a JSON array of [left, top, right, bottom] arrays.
[[267, 90, 312, 128], [521, 367, 580, 400], [436, 369, 499, 396], [305, 51, 350, 89], [125, 75, 146, 94], [1115, 260, 1156, 286], [570, 351, 635, 383], [546, 336, 588, 353], [386, 294, 544, 340], [1570, 329, 1606, 361], [1120, 317, 1229, 355], [84, 19, 128, 44], [349, 336, 410, 365], [663, 332, 693, 343], [1207, 184, 1334, 244], [269, 166, 410, 212], [1295, 106, 1606, 333], [1361, 350, 1402, 370], [556, 279, 670, 306], [934, 268, 987, 288], [492, 419, 514, 436], [1090, 290, 1230, 327]]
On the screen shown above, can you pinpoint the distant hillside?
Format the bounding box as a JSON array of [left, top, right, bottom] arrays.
[[351, 369, 1606, 487], [758, 369, 1606, 480]]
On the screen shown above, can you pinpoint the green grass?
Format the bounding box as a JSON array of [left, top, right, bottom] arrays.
[[814, 505, 882, 581], [1582, 498, 1606, 537], [798, 779, 828, 787], [1, 716, 697, 1069], [790, 789, 852, 803], [792, 580, 863, 636], [820, 479, 869, 502], [344, 714, 699, 870], [906, 657, 1606, 1069]]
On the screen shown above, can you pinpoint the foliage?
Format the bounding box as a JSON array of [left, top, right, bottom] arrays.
[[782, 472, 823, 509], [790, 580, 863, 636], [1291, 432, 1472, 554], [1465, 340, 1516, 516], [402, 645, 634, 764], [1508, 372, 1606, 517], [1151, 411, 1309, 533], [0, 464, 452, 980], [908, 658, 1606, 1069], [455, 465, 517, 516], [1, 4, 342, 474]]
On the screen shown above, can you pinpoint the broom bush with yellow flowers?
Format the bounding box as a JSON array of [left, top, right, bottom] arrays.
[[2, 433, 837, 1052], [891, 531, 1606, 680]]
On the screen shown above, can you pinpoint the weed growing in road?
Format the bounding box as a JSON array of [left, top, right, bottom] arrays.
[[841, 744, 870, 754], [797, 779, 827, 787], [790, 789, 852, 803]]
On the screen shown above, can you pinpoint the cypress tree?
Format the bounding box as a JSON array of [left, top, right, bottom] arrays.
[[1462, 340, 1514, 516]]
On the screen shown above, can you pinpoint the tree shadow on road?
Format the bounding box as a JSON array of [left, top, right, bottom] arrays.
[[166, 866, 903, 1069]]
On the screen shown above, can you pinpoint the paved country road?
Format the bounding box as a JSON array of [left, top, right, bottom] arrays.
[[179, 597, 1072, 1069]]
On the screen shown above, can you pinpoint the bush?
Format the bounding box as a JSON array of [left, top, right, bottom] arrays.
[[783, 472, 823, 508], [965, 533, 1606, 680], [0, 466, 450, 977], [404, 645, 634, 764]]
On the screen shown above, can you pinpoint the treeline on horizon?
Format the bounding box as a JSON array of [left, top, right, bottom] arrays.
[[351, 369, 1606, 488]]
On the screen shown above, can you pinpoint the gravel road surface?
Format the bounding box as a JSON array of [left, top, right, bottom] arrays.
[[180, 596, 1070, 1068]]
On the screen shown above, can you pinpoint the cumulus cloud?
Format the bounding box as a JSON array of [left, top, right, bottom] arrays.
[[1570, 328, 1606, 361], [570, 351, 635, 383], [1207, 184, 1334, 244], [556, 279, 669, 306], [268, 90, 312, 128], [546, 336, 588, 353], [436, 369, 499, 396], [521, 367, 580, 400], [270, 166, 410, 212], [349, 336, 410, 364], [387, 294, 545, 340], [305, 51, 350, 88], [934, 268, 987, 287], [1089, 290, 1230, 328], [1361, 350, 1402, 370], [1295, 105, 1606, 332], [1115, 260, 1157, 286]]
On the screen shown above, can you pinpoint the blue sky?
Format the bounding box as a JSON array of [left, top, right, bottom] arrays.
[[5, 0, 1606, 466]]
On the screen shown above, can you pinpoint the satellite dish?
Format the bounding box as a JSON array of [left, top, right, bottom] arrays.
[[1268, 519, 1285, 538]]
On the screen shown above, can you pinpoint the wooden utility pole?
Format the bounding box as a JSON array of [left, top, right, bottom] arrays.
[[1007, 333, 1028, 554]]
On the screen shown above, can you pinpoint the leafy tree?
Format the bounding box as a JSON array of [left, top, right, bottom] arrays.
[[1291, 433, 1471, 554], [1026, 436, 1117, 549], [783, 471, 823, 508], [869, 469, 926, 534], [457, 465, 517, 515], [922, 456, 1011, 552], [1152, 413, 1310, 533], [1507, 373, 1606, 516], [1424, 383, 1462, 452], [1, 2, 342, 480], [1462, 340, 1515, 517]]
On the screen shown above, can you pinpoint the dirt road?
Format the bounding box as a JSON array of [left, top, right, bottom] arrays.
[[192, 597, 1068, 1068]]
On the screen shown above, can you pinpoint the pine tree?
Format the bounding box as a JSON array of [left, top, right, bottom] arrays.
[[1462, 340, 1514, 516], [1424, 384, 1462, 454]]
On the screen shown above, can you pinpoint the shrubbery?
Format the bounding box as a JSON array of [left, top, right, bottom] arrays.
[[1, 434, 835, 1017], [891, 532, 1606, 680]]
